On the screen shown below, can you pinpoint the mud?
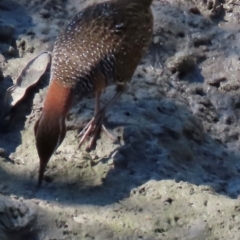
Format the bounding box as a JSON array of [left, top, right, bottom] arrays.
[[1, 0, 240, 239]]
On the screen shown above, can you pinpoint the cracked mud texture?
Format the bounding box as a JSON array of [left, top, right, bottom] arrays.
[[1, 0, 240, 239]]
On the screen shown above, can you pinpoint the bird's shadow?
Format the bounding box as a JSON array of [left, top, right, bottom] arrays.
[[15, 95, 239, 207]]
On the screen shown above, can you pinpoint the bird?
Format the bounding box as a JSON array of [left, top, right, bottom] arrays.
[[34, 0, 153, 186]]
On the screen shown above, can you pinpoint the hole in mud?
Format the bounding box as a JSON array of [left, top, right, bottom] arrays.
[[174, 216, 180, 222], [155, 228, 165, 233], [195, 88, 205, 96], [44, 175, 53, 183], [177, 31, 185, 38], [163, 197, 173, 204]]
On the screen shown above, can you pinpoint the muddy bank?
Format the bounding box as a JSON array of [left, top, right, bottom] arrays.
[[1, 0, 240, 239]]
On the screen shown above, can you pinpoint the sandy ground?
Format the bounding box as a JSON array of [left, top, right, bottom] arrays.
[[1, 0, 240, 239]]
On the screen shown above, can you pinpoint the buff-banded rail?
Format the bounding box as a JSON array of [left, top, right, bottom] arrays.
[[34, 0, 153, 186]]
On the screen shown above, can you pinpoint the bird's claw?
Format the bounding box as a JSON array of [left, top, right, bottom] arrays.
[[78, 119, 100, 150], [78, 116, 117, 151]]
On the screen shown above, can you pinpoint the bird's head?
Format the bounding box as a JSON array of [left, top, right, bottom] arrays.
[[34, 112, 66, 186]]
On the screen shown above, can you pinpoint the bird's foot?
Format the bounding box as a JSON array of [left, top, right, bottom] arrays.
[[78, 113, 116, 151]]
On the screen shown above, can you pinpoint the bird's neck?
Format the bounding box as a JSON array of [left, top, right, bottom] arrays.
[[43, 79, 72, 119]]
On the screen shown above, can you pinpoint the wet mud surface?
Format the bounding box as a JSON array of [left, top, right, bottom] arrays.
[[1, 0, 240, 239]]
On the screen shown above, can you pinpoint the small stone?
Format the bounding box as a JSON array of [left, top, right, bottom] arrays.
[[153, 36, 160, 44], [107, 159, 114, 165]]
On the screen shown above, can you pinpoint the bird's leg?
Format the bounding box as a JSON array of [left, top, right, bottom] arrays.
[[78, 91, 102, 137], [78, 87, 123, 150], [95, 90, 101, 114]]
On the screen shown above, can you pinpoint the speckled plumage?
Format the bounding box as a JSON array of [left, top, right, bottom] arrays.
[[51, 0, 153, 94], [35, 0, 153, 186]]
